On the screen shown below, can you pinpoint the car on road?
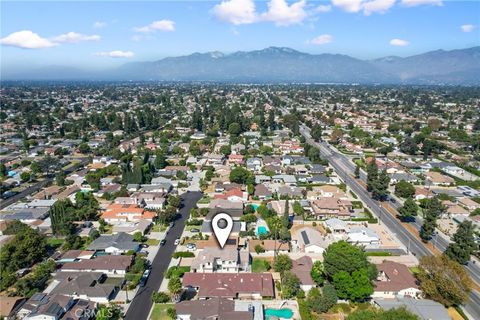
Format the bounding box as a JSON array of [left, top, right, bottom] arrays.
[[186, 243, 196, 250], [160, 239, 166, 246], [1, 191, 18, 199], [169, 222, 175, 228], [174, 238, 180, 245], [190, 228, 200, 233], [139, 269, 151, 287]]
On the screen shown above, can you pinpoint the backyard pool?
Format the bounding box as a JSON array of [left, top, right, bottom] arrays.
[[265, 308, 294, 319], [257, 226, 268, 236], [248, 203, 260, 211]]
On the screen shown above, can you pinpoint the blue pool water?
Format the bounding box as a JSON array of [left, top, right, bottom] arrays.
[[248, 203, 260, 211], [257, 226, 268, 236], [265, 308, 294, 319]]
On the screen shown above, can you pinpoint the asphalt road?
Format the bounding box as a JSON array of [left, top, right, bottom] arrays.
[[298, 124, 480, 319], [124, 191, 203, 320], [0, 157, 89, 209]]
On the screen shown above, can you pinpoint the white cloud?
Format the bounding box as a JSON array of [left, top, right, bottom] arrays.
[[308, 34, 333, 45], [93, 21, 107, 28], [261, 0, 307, 26], [315, 4, 332, 12], [213, 0, 257, 25], [95, 50, 134, 58], [362, 0, 396, 15], [400, 0, 442, 7], [332, 0, 363, 13], [52, 32, 100, 43], [332, 0, 395, 15], [0, 30, 57, 49], [134, 20, 175, 33], [461, 24, 475, 33], [390, 38, 409, 46]]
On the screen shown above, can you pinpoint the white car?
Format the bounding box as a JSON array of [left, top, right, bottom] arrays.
[[186, 243, 196, 251], [174, 238, 180, 245]]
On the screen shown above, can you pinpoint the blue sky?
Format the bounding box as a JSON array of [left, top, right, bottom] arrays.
[[1, 0, 479, 72]]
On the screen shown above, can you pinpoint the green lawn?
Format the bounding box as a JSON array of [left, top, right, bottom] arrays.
[[46, 238, 65, 249], [150, 303, 174, 320], [409, 266, 421, 275], [146, 238, 160, 246], [252, 258, 271, 272], [152, 224, 167, 232]]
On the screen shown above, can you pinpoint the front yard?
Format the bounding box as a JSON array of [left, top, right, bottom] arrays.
[[150, 303, 175, 320]]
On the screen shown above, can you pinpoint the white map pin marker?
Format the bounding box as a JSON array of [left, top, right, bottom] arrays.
[[212, 213, 233, 248]]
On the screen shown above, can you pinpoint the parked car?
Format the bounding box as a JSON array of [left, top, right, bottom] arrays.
[[174, 238, 180, 245], [186, 243, 196, 250], [190, 228, 200, 233], [139, 269, 151, 287], [160, 239, 166, 246], [169, 222, 175, 228]]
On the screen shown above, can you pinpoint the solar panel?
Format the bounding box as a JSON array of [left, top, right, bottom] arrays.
[[301, 230, 310, 245]]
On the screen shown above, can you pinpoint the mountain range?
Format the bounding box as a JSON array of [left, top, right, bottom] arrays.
[[4, 46, 480, 84]]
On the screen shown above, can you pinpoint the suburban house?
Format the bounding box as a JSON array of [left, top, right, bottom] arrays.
[[291, 256, 316, 292], [190, 247, 250, 273], [207, 199, 244, 220], [182, 273, 275, 299], [347, 227, 380, 245], [425, 171, 455, 186], [175, 298, 259, 320], [16, 293, 95, 320], [49, 272, 120, 303], [254, 184, 272, 200], [374, 298, 450, 320], [214, 188, 248, 203], [324, 218, 349, 234], [101, 203, 156, 224], [60, 255, 133, 275], [311, 197, 353, 219], [291, 227, 330, 254], [441, 200, 470, 217], [87, 232, 139, 254], [372, 261, 421, 299]]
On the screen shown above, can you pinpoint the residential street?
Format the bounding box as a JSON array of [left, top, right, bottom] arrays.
[[298, 124, 480, 320], [124, 191, 203, 320], [0, 157, 89, 209]]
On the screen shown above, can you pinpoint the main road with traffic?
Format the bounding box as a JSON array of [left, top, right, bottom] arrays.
[[296, 121, 480, 319]]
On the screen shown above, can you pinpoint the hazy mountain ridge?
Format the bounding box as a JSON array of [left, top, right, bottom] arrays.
[[4, 46, 480, 84]]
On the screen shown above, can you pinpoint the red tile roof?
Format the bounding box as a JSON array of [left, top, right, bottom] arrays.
[[182, 272, 274, 298]]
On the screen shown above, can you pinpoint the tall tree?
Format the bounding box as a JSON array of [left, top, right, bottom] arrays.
[[398, 197, 418, 221], [311, 125, 323, 141], [417, 255, 472, 306], [366, 159, 378, 192], [445, 221, 477, 265]]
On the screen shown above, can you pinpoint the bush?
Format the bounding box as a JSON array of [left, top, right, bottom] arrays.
[[172, 251, 195, 258], [254, 244, 265, 254], [298, 299, 313, 320], [166, 307, 177, 319], [165, 266, 190, 279], [151, 292, 171, 303], [186, 219, 202, 226]]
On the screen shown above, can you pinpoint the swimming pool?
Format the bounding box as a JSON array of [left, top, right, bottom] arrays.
[[248, 203, 260, 211], [265, 308, 294, 319], [257, 226, 268, 236]]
